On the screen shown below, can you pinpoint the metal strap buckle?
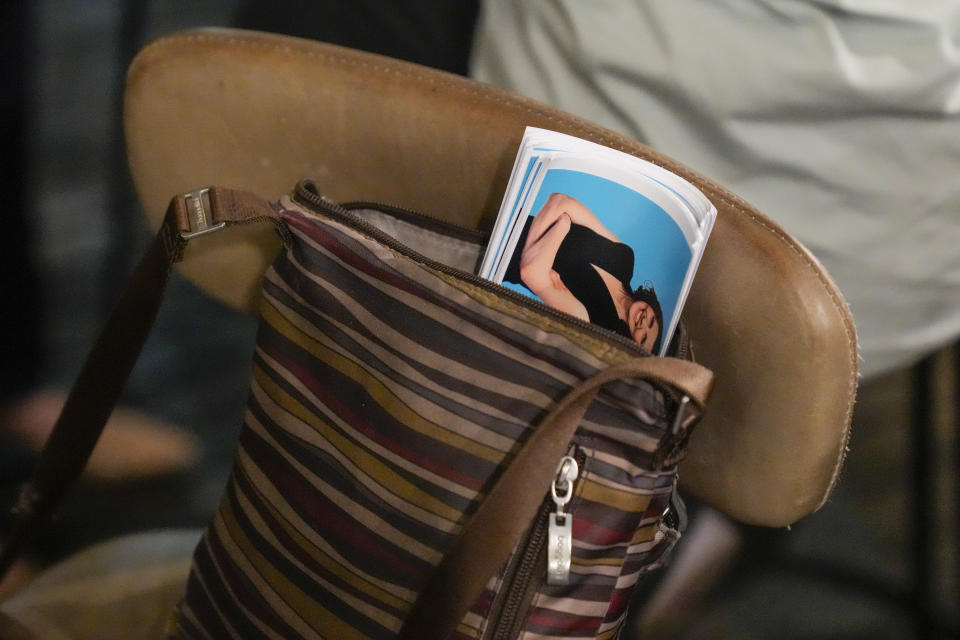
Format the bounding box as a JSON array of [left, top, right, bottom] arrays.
[[180, 187, 226, 240]]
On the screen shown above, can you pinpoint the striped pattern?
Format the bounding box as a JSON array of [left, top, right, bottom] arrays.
[[173, 200, 684, 639]]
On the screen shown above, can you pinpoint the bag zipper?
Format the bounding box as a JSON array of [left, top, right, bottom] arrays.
[[485, 446, 587, 640], [340, 200, 489, 245], [293, 180, 653, 357], [546, 453, 580, 586]]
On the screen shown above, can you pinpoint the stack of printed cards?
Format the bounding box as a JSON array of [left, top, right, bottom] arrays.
[[479, 127, 716, 355]]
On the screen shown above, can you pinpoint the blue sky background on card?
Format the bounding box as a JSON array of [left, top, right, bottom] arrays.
[[500, 169, 692, 333]]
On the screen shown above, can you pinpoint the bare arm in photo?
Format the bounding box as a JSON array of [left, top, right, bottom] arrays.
[[517, 212, 589, 321], [525, 193, 620, 249]]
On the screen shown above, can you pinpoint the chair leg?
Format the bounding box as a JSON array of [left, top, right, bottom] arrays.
[[911, 353, 935, 638], [908, 345, 960, 639]]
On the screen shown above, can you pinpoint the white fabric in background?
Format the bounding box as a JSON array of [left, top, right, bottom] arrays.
[[470, 0, 960, 379]]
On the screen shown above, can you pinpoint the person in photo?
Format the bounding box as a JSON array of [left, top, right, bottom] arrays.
[[504, 192, 663, 353]]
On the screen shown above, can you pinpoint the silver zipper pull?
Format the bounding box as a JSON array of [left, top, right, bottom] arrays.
[[547, 455, 579, 585]]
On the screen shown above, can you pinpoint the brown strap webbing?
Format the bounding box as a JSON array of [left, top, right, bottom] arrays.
[[0, 187, 279, 578], [398, 357, 713, 640]]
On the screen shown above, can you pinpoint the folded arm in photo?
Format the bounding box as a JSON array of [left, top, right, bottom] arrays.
[[526, 193, 620, 249], [518, 212, 589, 321]]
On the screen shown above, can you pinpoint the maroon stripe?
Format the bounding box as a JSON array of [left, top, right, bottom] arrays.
[[527, 607, 602, 634], [203, 525, 300, 637], [231, 469, 408, 620], [262, 342, 493, 491], [573, 516, 634, 547], [239, 427, 434, 580], [604, 589, 632, 620]]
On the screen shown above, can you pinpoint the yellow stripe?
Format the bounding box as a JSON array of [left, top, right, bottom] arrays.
[[253, 354, 479, 501], [218, 499, 371, 640], [261, 301, 503, 464], [254, 366, 467, 524], [579, 480, 652, 514], [237, 416, 442, 565], [242, 470, 411, 612], [265, 282, 525, 453], [597, 625, 621, 640], [573, 556, 624, 568], [630, 523, 658, 545]]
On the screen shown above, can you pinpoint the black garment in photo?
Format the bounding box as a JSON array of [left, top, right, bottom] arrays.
[[504, 216, 635, 339]]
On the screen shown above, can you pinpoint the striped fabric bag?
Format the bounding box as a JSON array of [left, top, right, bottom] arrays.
[[0, 180, 711, 639], [168, 183, 713, 639]]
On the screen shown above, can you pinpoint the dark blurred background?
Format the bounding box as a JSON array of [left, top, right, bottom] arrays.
[[0, 2, 957, 638]]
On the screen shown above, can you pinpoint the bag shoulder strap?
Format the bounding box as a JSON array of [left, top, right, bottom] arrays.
[[399, 357, 713, 640], [0, 187, 280, 578]]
